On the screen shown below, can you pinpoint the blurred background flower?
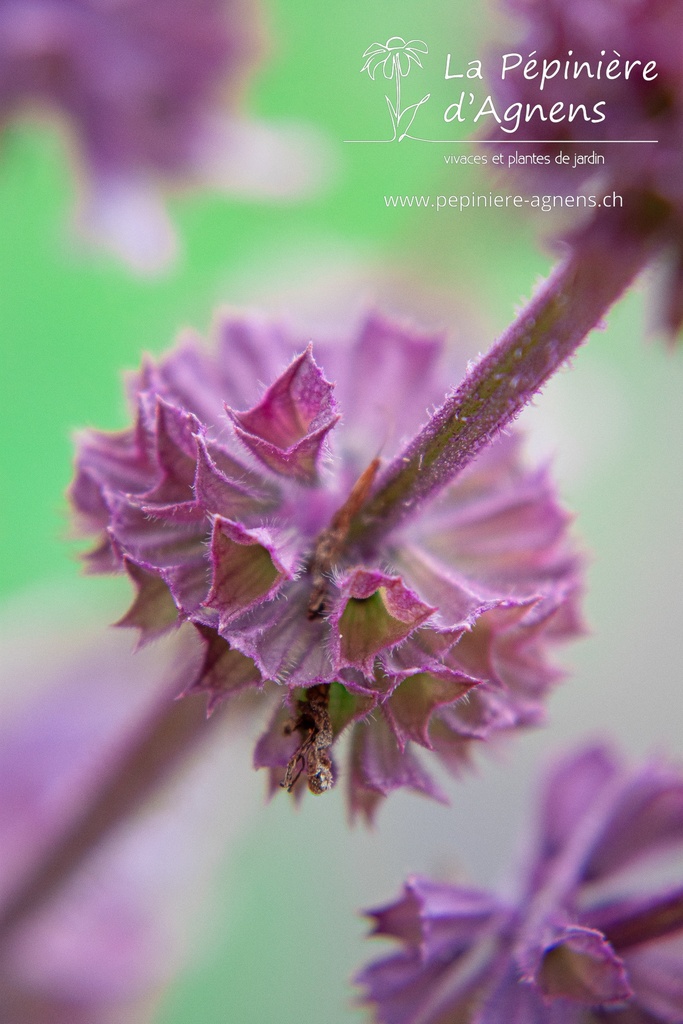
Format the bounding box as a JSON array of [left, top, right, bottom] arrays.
[[359, 742, 683, 1023], [490, 0, 683, 336], [0, 0, 328, 271]]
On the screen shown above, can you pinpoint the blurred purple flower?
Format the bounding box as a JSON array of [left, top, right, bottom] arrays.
[[358, 742, 683, 1023], [493, 0, 683, 334], [0, 0, 321, 271], [70, 311, 581, 820], [0, 622, 254, 1023]]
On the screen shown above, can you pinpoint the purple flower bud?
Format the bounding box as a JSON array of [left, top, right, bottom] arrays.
[[71, 311, 581, 819], [358, 743, 683, 1023]]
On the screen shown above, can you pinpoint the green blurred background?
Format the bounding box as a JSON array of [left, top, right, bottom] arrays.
[[1, 0, 682, 1021]]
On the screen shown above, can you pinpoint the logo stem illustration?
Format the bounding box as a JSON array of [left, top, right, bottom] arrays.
[[394, 56, 402, 124]]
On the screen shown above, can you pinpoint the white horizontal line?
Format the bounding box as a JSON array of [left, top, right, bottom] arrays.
[[476, 139, 658, 144], [344, 138, 658, 144]]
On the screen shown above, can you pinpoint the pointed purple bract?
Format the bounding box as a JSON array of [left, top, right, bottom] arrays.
[[71, 310, 582, 817], [359, 743, 683, 1023], [227, 344, 339, 483], [535, 926, 632, 1004], [204, 517, 298, 626], [330, 570, 436, 676]]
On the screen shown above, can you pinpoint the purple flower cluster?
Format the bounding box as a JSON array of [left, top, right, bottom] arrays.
[[359, 743, 683, 1023], [70, 311, 581, 819]]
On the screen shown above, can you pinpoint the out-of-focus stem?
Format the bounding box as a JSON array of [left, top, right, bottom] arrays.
[[0, 690, 220, 942], [350, 201, 668, 549]]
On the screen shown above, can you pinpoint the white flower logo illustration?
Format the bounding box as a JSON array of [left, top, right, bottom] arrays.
[[361, 37, 428, 79], [361, 37, 430, 141]]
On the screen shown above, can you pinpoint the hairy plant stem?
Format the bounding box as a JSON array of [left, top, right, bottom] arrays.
[[0, 688, 221, 944], [349, 201, 669, 551]]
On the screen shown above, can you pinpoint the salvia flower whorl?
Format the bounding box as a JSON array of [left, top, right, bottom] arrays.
[[71, 311, 581, 820], [358, 743, 683, 1023]]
